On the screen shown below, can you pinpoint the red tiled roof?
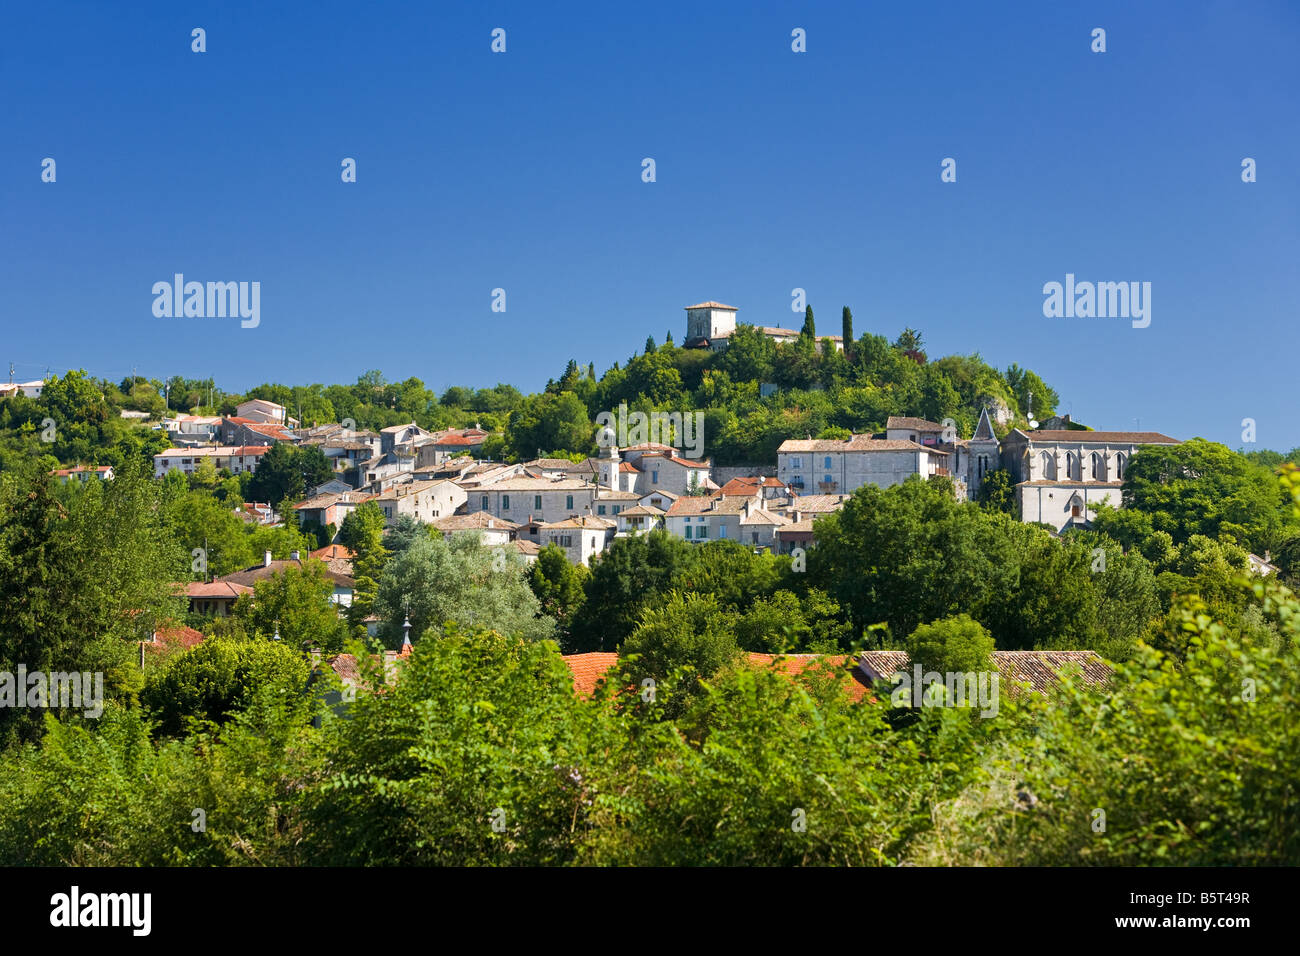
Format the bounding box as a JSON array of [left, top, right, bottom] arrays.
[[184, 581, 254, 599], [148, 623, 205, 652], [563, 652, 620, 697], [310, 544, 355, 560], [561, 651, 872, 702]]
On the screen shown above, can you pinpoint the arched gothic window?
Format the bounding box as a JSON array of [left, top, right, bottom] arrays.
[[1040, 450, 1057, 480]]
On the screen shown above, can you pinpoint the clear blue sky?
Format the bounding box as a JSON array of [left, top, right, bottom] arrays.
[[3, 1, 1297, 449]]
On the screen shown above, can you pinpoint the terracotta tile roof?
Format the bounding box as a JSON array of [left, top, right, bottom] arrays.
[[739, 508, 789, 526], [719, 476, 785, 496], [1012, 429, 1180, 444], [1016, 480, 1124, 488], [563, 652, 621, 697], [511, 539, 542, 555], [665, 496, 749, 517], [593, 490, 642, 501], [618, 504, 665, 517], [432, 512, 519, 532], [776, 518, 816, 534], [886, 416, 945, 431], [542, 515, 617, 530], [856, 649, 1112, 695], [622, 442, 676, 452], [480, 476, 594, 491], [778, 437, 948, 454], [184, 581, 254, 599], [147, 623, 205, 653], [744, 653, 871, 703], [684, 301, 737, 310], [787, 494, 849, 512], [561, 652, 871, 701], [218, 558, 354, 589], [635, 451, 711, 468], [525, 457, 590, 471], [310, 544, 355, 560]]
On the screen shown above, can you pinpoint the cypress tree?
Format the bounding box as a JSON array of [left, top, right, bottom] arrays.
[[801, 305, 815, 339], [841, 306, 854, 359]]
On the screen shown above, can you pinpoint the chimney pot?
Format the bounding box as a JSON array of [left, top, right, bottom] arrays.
[[264, 549, 273, 567], [290, 549, 300, 561]]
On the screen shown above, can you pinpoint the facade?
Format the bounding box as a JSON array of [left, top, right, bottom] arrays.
[[776, 437, 948, 496], [373, 479, 466, 526], [468, 476, 597, 525], [431, 511, 518, 546], [153, 445, 270, 477], [999, 428, 1180, 532], [537, 515, 616, 566], [294, 491, 373, 532]]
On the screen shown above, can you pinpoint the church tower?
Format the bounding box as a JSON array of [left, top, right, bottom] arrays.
[[966, 406, 1001, 497]]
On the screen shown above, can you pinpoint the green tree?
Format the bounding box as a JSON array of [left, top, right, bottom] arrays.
[[373, 533, 555, 646], [141, 637, 309, 736], [528, 544, 589, 638], [906, 614, 994, 675], [568, 530, 699, 652], [232, 562, 349, 652]]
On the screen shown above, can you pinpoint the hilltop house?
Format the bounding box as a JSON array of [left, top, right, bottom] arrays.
[[681, 301, 844, 353]]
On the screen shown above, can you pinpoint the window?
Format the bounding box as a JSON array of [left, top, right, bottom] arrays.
[[1090, 452, 1107, 482], [534, 495, 542, 509], [685, 526, 692, 540], [697, 525, 708, 539], [823, 475, 832, 486], [613, 506, 621, 515], [481, 495, 489, 510], [502, 495, 510, 510], [1039, 451, 1056, 481], [651, 470, 659, 484], [823, 456, 832, 468], [719, 525, 727, 538], [597, 505, 606, 515], [1116, 452, 1127, 479], [1066, 453, 1081, 482], [566, 495, 573, 509], [791, 457, 802, 469]]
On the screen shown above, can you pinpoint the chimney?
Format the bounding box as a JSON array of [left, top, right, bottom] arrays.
[[290, 549, 300, 561], [263, 549, 273, 567]]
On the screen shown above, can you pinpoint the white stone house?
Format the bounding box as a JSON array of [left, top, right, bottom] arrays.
[[468, 476, 597, 525], [538, 515, 616, 566], [373, 479, 467, 526], [235, 398, 298, 427], [776, 437, 948, 496]]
